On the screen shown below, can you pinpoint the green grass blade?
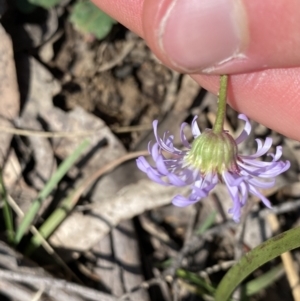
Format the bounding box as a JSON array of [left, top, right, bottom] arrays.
[[176, 269, 215, 294], [14, 139, 90, 245], [195, 211, 217, 235], [26, 189, 77, 254], [215, 226, 300, 301], [176, 269, 237, 301], [245, 264, 284, 296], [0, 170, 14, 243], [169, 252, 282, 300], [28, 0, 61, 9], [176, 264, 283, 300]]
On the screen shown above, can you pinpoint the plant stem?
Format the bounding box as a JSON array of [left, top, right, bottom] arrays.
[[0, 170, 14, 243], [213, 75, 228, 134]]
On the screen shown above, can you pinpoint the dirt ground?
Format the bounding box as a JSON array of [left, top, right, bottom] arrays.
[[0, 1, 299, 301]]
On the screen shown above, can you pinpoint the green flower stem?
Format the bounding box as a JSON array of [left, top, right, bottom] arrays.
[[213, 75, 228, 134]]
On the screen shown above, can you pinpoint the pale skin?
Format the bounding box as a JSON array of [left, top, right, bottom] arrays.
[[92, 0, 300, 141]]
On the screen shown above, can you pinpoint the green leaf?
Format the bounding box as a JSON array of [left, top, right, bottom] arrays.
[[69, 1, 117, 40], [215, 226, 300, 301], [245, 264, 284, 296], [14, 139, 90, 245], [0, 170, 14, 243], [28, 0, 61, 9], [176, 269, 215, 294], [26, 188, 78, 254]]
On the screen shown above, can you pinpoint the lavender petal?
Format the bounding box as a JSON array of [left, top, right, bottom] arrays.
[[222, 171, 245, 187], [235, 114, 251, 145], [168, 173, 188, 187], [136, 156, 152, 173], [156, 155, 170, 175], [180, 122, 191, 148], [172, 194, 199, 207], [146, 168, 169, 185], [249, 185, 272, 208], [191, 116, 201, 138]]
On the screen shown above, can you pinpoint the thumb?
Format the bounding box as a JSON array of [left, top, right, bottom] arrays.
[[143, 0, 300, 74]]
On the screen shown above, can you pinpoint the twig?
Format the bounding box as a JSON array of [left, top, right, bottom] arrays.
[[198, 260, 236, 278], [6, 195, 83, 284], [267, 214, 300, 301], [117, 220, 237, 301], [258, 199, 300, 217], [98, 40, 135, 72], [111, 124, 152, 133], [29, 150, 150, 250], [115, 272, 168, 300], [31, 286, 44, 301], [0, 269, 117, 301], [0, 280, 34, 301], [168, 219, 237, 277], [168, 207, 198, 276], [153, 268, 172, 301], [68, 150, 149, 208], [172, 279, 179, 301], [0, 126, 100, 138], [139, 215, 180, 254]]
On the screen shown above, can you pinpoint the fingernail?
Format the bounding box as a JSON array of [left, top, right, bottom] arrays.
[[159, 0, 249, 72]]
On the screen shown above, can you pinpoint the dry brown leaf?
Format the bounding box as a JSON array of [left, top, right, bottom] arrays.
[[40, 106, 126, 183], [20, 56, 60, 117], [50, 179, 190, 251], [19, 117, 56, 190], [0, 24, 20, 167]]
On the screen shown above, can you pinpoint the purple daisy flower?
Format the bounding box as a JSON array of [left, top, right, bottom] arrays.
[[136, 114, 290, 222]]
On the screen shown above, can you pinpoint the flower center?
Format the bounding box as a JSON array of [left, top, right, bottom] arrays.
[[184, 129, 239, 174]]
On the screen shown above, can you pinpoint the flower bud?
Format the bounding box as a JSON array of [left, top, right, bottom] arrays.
[[185, 129, 239, 174]]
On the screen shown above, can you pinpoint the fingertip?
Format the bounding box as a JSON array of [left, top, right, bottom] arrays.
[[143, 0, 300, 74], [142, 0, 178, 69]]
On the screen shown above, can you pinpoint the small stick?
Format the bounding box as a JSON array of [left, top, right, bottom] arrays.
[[0, 269, 117, 301], [0, 126, 100, 138], [267, 214, 300, 301]]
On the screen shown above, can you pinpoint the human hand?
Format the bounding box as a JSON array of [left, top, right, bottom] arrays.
[[92, 0, 300, 140]]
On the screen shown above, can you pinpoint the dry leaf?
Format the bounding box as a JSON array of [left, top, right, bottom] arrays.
[[0, 24, 20, 167], [50, 179, 190, 251]]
